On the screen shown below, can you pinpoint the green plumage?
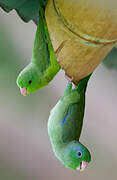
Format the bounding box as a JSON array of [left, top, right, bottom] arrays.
[[32, 6, 60, 82], [61, 88, 86, 144], [16, 4, 60, 95], [48, 75, 91, 170]]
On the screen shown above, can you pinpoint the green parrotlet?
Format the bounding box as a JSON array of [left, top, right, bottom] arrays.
[[48, 75, 91, 171], [16, 4, 60, 96]]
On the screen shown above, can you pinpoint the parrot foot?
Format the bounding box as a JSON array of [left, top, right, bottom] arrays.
[[65, 74, 74, 82]]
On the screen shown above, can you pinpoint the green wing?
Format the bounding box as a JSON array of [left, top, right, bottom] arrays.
[[31, 6, 50, 72], [61, 103, 84, 143], [62, 75, 91, 143], [103, 47, 117, 70], [32, 5, 60, 79], [0, 0, 47, 24]]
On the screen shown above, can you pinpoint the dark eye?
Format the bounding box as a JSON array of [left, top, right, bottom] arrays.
[[28, 80, 32, 84], [77, 151, 82, 158]]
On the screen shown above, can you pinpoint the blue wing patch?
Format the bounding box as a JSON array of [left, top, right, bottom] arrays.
[[61, 105, 73, 127]]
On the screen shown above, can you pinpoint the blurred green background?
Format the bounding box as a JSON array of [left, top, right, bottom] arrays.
[[0, 7, 117, 180]]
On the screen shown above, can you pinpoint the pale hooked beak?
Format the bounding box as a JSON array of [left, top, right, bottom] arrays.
[[77, 161, 88, 171], [20, 87, 28, 96]]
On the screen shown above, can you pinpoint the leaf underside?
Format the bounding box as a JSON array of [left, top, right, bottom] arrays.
[[0, 0, 47, 25]]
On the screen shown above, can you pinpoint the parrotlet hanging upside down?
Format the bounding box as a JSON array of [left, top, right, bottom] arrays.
[[48, 75, 91, 171], [16, 4, 60, 96]]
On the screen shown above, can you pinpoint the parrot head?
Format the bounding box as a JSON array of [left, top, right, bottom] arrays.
[[62, 141, 91, 171], [16, 63, 43, 96]]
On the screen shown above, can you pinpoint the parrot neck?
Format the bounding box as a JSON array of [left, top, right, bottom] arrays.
[[50, 138, 70, 164], [51, 140, 81, 169]]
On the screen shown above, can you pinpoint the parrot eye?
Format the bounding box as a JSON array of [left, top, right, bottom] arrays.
[[28, 80, 32, 84], [77, 151, 82, 158]]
